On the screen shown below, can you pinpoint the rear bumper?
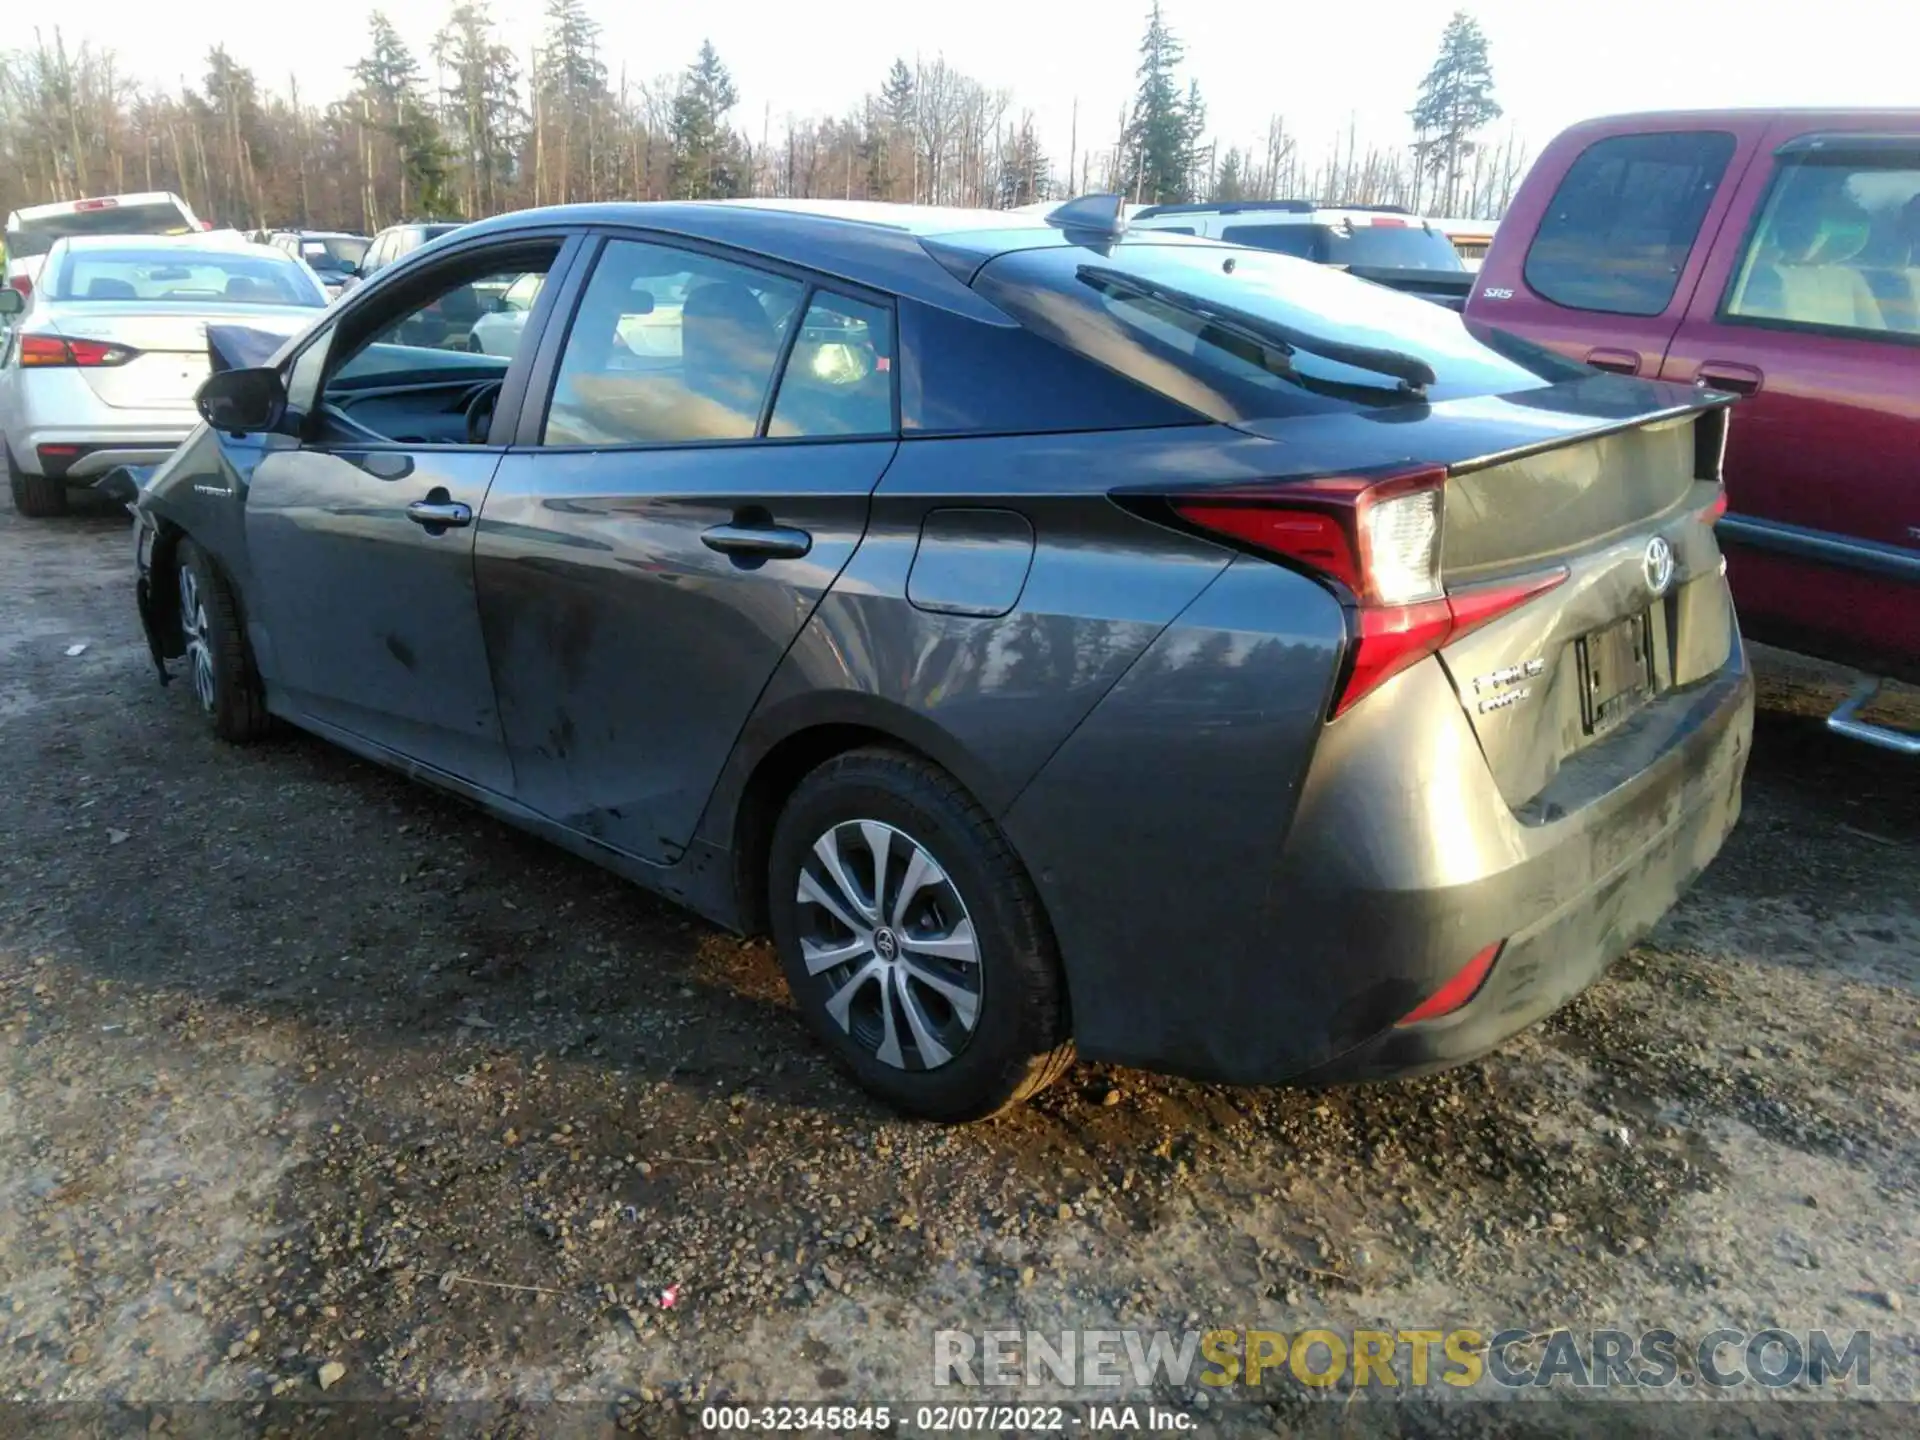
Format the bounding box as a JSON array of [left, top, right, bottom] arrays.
[[4, 372, 195, 479], [1006, 553, 1754, 1087], [1300, 658, 1751, 1081]]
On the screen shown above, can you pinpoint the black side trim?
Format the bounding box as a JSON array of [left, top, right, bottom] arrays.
[[1718, 514, 1920, 583]]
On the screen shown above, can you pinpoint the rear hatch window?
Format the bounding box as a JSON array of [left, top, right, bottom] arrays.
[[7, 200, 197, 258], [1221, 221, 1465, 271], [973, 241, 1579, 422]]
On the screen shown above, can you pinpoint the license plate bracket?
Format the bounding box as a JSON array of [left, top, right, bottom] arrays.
[[1578, 610, 1655, 736]]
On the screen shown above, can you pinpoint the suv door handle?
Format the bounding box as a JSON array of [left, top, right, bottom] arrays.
[[1696, 362, 1764, 396], [701, 522, 812, 560], [405, 499, 473, 529]]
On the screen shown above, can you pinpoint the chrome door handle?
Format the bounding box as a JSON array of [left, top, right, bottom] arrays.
[[701, 523, 812, 560], [405, 499, 473, 529]]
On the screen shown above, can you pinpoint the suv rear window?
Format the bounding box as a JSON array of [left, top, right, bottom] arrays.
[[1222, 222, 1464, 271], [1524, 130, 1737, 316], [975, 242, 1573, 423], [7, 201, 196, 258]]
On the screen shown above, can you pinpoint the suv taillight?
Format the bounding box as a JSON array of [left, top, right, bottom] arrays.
[[1163, 467, 1568, 717], [19, 334, 137, 368]]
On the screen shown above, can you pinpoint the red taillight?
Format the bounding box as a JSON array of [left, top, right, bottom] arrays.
[[1396, 942, 1503, 1026], [1168, 467, 1568, 716], [1699, 487, 1729, 524], [19, 334, 137, 367], [198, 219, 215, 231], [75, 197, 119, 212], [1368, 216, 1409, 227]]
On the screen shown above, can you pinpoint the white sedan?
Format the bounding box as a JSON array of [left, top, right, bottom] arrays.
[[0, 233, 326, 516]]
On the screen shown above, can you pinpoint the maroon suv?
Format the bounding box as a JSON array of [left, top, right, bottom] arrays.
[[1466, 109, 1919, 752]]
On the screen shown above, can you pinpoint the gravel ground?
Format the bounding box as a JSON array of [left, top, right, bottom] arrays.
[[1, 491, 1915, 1435]]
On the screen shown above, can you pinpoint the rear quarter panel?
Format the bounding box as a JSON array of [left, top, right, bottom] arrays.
[[684, 425, 1303, 908]]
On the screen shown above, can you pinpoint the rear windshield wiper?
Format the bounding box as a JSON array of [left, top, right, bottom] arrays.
[[1076, 263, 1437, 398]]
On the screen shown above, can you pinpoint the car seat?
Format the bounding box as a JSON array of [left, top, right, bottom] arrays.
[[1740, 188, 1886, 331]]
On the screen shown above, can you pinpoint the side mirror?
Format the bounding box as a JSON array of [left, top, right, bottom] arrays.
[[196, 366, 287, 435], [0, 287, 23, 317]]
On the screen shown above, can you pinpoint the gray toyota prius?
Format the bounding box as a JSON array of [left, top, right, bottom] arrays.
[[127, 195, 1754, 1121]]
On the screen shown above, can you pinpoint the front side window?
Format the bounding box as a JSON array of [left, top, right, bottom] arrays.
[[1524, 130, 1737, 316], [333, 260, 548, 381], [1724, 157, 1920, 339], [51, 247, 325, 306], [544, 239, 805, 446], [317, 248, 557, 444], [768, 292, 894, 438]]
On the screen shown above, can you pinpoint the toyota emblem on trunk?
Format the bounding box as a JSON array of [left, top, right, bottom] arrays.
[[1643, 536, 1676, 597]]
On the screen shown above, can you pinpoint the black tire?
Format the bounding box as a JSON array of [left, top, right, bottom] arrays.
[[768, 747, 1075, 1121], [6, 445, 67, 517], [177, 539, 272, 743]]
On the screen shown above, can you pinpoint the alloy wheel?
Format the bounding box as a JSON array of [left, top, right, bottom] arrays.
[[794, 819, 983, 1071], [178, 564, 217, 713]]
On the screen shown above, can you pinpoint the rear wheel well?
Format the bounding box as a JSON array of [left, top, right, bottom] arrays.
[[732, 724, 939, 937]]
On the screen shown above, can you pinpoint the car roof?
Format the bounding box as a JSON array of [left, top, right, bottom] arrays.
[[440, 199, 1226, 320], [1555, 107, 1920, 142]]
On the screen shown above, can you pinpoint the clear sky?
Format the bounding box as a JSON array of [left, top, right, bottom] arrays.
[[48, 0, 1919, 169]]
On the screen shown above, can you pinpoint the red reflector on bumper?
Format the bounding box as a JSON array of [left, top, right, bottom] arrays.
[[1395, 942, 1503, 1026]]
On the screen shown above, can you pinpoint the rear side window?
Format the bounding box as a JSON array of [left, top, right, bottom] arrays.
[[1222, 224, 1319, 259], [1524, 131, 1737, 315], [898, 298, 1199, 435], [769, 292, 895, 438], [1724, 155, 1920, 340]]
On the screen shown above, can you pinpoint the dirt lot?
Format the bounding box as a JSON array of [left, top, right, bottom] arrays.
[[2, 492, 1915, 1434]]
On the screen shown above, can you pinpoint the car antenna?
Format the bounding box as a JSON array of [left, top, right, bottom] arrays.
[[1045, 194, 1130, 242]]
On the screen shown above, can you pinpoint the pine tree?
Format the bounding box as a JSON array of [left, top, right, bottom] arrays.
[[434, 2, 523, 217], [351, 13, 450, 223], [1182, 78, 1208, 205], [1409, 10, 1501, 215], [1124, 4, 1199, 204], [670, 40, 742, 200], [536, 0, 610, 202], [1214, 146, 1246, 203], [875, 58, 914, 199]]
